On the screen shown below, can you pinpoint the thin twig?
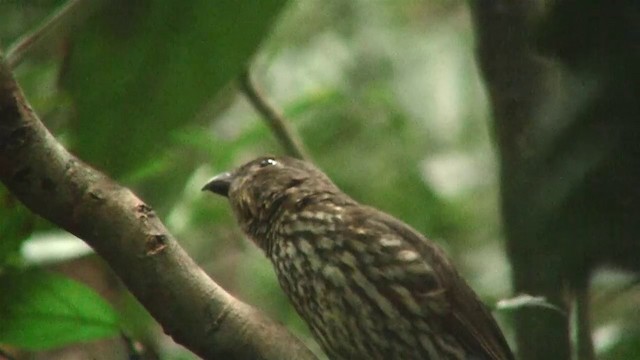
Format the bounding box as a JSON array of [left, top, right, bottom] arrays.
[[239, 70, 310, 161], [5, 0, 91, 68], [575, 286, 595, 360]]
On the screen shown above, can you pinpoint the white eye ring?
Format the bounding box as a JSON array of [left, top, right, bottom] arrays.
[[259, 158, 278, 168]]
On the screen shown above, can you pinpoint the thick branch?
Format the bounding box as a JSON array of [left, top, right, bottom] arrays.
[[469, 2, 571, 360], [0, 54, 315, 360], [239, 70, 310, 161]]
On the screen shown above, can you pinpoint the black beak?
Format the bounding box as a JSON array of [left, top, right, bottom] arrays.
[[202, 172, 234, 197]]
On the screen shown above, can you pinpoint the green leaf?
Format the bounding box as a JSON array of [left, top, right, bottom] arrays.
[[60, 0, 288, 186], [0, 269, 120, 350]]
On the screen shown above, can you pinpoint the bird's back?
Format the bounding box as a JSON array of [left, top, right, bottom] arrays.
[[268, 192, 513, 360]]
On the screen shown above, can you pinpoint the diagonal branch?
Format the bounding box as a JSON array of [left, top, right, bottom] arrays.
[[0, 53, 316, 360], [239, 70, 310, 161]]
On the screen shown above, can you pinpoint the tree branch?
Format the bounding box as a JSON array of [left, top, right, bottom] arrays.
[[239, 70, 310, 161], [0, 53, 316, 360], [469, 2, 571, 359]]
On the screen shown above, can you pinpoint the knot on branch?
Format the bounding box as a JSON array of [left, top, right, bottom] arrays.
[[0, 124, 31, 151], [145, 234, 167, 256], [136, 203, 156, 218]]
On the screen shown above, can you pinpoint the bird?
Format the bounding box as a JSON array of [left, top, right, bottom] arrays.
[[202, 155, 514, 360]]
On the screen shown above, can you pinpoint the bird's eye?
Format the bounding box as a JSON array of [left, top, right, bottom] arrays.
[[259, 158, 278, 168]]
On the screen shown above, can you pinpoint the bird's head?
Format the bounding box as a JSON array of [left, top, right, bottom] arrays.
[[202, 156, 337, 240]]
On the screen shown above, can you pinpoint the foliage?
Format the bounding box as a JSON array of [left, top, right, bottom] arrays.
[[0, 269, 120, 349]]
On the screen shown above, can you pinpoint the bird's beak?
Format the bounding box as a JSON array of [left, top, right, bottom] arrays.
[[202, 172, 234, 197]]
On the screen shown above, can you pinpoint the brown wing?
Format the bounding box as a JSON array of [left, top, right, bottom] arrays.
[[365, 207, 514, 360]]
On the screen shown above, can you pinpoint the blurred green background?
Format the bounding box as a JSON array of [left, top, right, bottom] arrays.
[[0, 1, 638, 359]]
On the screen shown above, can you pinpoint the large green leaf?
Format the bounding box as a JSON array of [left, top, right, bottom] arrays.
[[0, 269, 120, 350], [60, 0, 287, 208]]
